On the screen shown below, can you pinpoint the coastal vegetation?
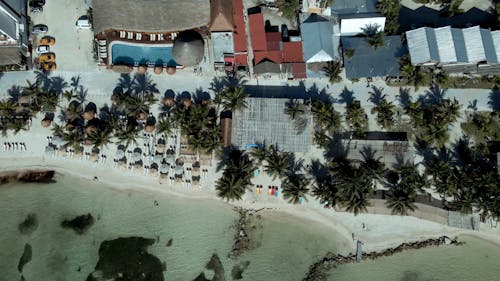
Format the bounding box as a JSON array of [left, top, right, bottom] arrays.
[[376, 0, 401, 35]]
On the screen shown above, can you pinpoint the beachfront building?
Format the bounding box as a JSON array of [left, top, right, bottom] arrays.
[[0, 0, 29, 66], [232, 0, 248, 70], [337, 132, 412, 167], [93, 0, 210, 70], [209, 0, 235, 71], [331, 0, 385, 36], [341, 36, 406, 79], [406, 26, 500, 75], [231, 97, 312, 153], [300, 13, 339, 77]]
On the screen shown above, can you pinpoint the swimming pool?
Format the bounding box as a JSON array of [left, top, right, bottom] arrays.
[[110, 42, 177, 66]]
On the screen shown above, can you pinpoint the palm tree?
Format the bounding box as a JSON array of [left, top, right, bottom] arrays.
[[201, 127, 222, 154], [311, 100, 342, 134], [384, 164, 426, 215], [221, 86, 248, 112], [115, 127, 138, 148], [362, 23, 385, 49], [188, 133, 204, 158], [156, 117, 176, 135], [87, 128, 113, 148], [215, 175, 247, 201], [264, 147, 290, 180], [282, 173, 310, 204], [345, 100, 368, 136], [401, 63, 429, 91], [0, 100, 15, 116], [249, 144, 268, 166], [51, 123, 65, 137], [339, 167, 372, 215], [62, 129, 85, 153], [133, 73, 159, 98], [323, 61, 342, 84], [284, 99, 306, 120], [372, 99, 395, 129]]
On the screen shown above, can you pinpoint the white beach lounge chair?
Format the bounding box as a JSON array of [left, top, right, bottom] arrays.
[[119, 31, 125, 38], [127, 32, 133, 39], [158, 34, 164, 41], [136, 33, 142, 40], [150, 33, 156, 41]]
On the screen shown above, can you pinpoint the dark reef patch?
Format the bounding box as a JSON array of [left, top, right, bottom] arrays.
[[18, 213, 38, 235], [17, 243, 32, 273], [61, 213, 95, 234], [86, 237, 165, 281]]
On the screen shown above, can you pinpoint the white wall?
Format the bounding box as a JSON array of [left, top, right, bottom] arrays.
[[340, 17, 386, 36]]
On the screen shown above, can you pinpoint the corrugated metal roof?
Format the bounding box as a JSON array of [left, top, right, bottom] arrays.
[[462, 26, 485, 63], [342, 36, 405, 79], [407, 25, 500, 65], [249, 13, 267, 51], [282, 42, 303, 63], [265, 32, 282, 51], [232, 0, 247, 52], [300, 14, 335, 63], [434, 26, 457, 63], [406, 27, 432, 64], [0, 2, 17, 40]]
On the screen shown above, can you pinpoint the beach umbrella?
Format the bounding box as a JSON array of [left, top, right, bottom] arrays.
[[132, 152, 142, 162], [153, 154, 163, 164], [137, 65, 147, 74], [154, 66, 163, 74], [111, 64, 133, 73], [145, 124, 155, 133], [115, 149, 125, 159], [156, 144, 165, 154], [165, 153, 175, 164], [41, 119, 52, 127], [160, 163, 169, 174], [192, 168, 200, 177], [174, 165, 184, 175], [166, 66, 176, 75]]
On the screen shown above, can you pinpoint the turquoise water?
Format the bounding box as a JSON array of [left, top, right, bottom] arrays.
[[1, 172, 500, 281], [111, 43, 177, 66], [0, 173, 341, 281]]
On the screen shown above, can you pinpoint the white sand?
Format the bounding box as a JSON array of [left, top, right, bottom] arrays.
[[0, 68, 499, 253]]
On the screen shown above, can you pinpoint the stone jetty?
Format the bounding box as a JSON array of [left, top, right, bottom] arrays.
[[303, 236, 463, 281]]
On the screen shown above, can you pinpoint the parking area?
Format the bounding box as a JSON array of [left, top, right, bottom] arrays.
[[30, 0, 96, 71]]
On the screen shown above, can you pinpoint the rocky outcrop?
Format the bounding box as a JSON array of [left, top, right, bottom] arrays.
[[0, 170, 55, 186], [303, 236, 464, 281], [61, 214, 95, 235]]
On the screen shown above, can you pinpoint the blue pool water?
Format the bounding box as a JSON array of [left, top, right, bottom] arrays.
[[111, 43, 177, 66]]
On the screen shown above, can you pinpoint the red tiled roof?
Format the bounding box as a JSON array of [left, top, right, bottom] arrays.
[[282, 42, 304, 63], [266, 32, 282, 51], [232, 0, 247, 52], [249, 13, 267, 51], [254, 50, 282, 64], [292, 62, 307, 79], [235, 53, 248, 66]]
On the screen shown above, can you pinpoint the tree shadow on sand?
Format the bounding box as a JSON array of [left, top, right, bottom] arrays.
[[397, 87, 411, 109], [488, 90, 500, 112], [338, 87, 355, 105]]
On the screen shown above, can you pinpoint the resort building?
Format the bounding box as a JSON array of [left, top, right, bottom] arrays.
[[331, 0, 385, 36], [209, 0, 235, 71], [0, 0, 29, 66], [341, 36, 406, 79], [232, 0, 248, 70], [337, 132, 412, 167], [231, 97, 312, 153], [93, 0, 211, 69], [406, 26, 500, 75]]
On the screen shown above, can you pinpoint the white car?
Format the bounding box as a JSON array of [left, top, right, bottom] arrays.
[[36, 45, 50, 54], [76, 16, 91, 29]]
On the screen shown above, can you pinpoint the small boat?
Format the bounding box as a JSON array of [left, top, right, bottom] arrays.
[[274, 187, 279, 197], [271, 186, 275, 196], [268, 186, 272, 195]]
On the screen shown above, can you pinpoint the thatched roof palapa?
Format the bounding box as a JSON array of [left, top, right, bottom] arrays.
[[93, 0, 211, 34], [172, 30, 205, 66], [209, 0, 234, 32]]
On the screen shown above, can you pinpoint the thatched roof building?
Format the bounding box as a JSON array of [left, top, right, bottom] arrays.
[[93, 0, 211, 34], [172, 30, 205, 66], [209, 0, 233, 32]]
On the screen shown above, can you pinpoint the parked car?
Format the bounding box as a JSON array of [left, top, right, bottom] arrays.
[[29, 0, 46, 7], [39, 36, 55, 45], [41, 62, 56, 71], [76, 16, 91, 28], [39, 53, 56, 63], [32, 24, 48, 34], [30, 6, 43, 13], [36, 45, 50, 54]]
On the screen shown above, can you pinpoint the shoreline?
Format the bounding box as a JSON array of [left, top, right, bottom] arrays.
[[1, 156, 500, 253]]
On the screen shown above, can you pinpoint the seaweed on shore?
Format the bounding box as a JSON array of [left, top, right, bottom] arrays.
[[231, 261, 250, 280], [18, 213, 38, 235], [192, 253, 226, 281], [61, 213, 95, 234], [228, 208, 263, 258], [86, 237, 165, 281], [17, 243, 32, 273]]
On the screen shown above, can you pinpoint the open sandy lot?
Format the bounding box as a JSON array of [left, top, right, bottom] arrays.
[[30, 0, 96, 71]]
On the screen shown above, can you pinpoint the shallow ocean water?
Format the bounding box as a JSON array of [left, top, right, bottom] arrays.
[[1, 173, 499, 281]]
